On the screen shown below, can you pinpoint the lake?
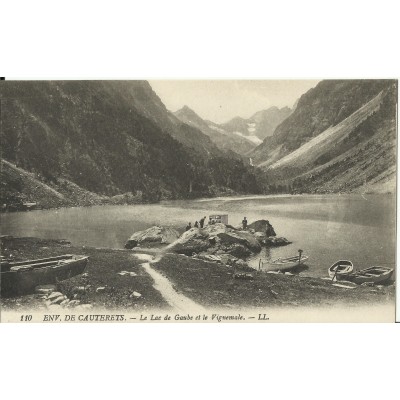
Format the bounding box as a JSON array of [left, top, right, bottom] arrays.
[[0, 194, 396, 278]]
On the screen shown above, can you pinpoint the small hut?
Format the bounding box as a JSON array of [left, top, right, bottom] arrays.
[[209, 214, 228, 225]]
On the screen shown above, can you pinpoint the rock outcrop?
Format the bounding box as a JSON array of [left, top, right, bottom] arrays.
[[264, 236, 291, 246], [252, 228, 290, 247], [167, 223, 261, 257], [247, 219, 276, 236], [126, 220, 291, 256], [125, 226, 180, 249], [166, 224, 224, 255], [248, 219, 292, 246], [216, 231, 261, 252]]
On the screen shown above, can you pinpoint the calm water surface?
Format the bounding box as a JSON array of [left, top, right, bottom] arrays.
[[1, 194, 396, 278]]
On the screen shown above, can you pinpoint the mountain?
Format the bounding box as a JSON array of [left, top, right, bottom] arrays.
[[220, 106, 292, 142], [115, 82, 217, 154], [250, 80, 397, 193], [174, 106, 256, 155], [174, 105, 292, 156], [250, 107, 292, 139], [0, 80, 263, 206]]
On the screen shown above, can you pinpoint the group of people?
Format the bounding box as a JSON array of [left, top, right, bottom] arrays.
[[185, 215, 277, 237], [185, 216, 207, 231]]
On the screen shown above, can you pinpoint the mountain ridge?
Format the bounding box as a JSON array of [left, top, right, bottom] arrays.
[[0, 80, 263, 207], [221, 106, 292, 141], [251, 80, 397, 194], [173, 105, 256, 155], [173, 104, 293, 154], [0, 79, 396, 207]]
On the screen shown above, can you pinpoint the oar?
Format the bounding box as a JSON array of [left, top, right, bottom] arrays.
[[332, 264, 339, 282]]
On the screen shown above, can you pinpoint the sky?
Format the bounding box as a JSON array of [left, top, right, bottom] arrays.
[[149, 80, 321, 123]]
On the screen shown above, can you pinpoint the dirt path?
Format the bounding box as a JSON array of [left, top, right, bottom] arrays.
[[134, 253, 205, 312]]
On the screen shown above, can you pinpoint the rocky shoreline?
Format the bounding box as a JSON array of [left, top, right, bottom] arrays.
[[125, 220, 291, 261], [1, 235, 395, 312]]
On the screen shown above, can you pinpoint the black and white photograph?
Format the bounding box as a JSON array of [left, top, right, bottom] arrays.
[[1, 2, 399, 400], [0, 79, 396, 322]]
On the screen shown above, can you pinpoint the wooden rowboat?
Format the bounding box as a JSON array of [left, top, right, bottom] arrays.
[[346, 266, 394, 285], [1, 254, 89, 297], [260, 253, 309, 272], [328, 260, 354, 279]]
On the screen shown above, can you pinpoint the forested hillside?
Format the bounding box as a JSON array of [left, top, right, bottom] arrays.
[[0, 81, 262, 207]]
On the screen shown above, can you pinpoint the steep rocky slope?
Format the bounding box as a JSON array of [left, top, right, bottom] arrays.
[[174, 105, 292, 156], [0, 81, 262, 204], [174, 106, 256, 155], [251, 80, 394, 164], [115, 81, 217, 154], [1, 159, 107, 208], [221, 106, 292, 142], [252, 80, 397, 193]]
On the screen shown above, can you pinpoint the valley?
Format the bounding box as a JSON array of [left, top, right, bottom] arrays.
[[0, 79, 397, 211]]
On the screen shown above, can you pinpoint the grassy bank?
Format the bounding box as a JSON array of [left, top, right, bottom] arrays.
[[0, 236, 169, 311], [154, 253, 395, 309], [1, 237, 395, 312]]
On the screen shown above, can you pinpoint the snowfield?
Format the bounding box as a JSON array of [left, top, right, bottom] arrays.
[[232, 130, 262, 145], [247, 122, 256, 133]]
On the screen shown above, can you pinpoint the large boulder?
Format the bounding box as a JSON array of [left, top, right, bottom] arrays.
[[247, 219, 270, 232], [202, 223, 229, 236], [166, 227, 211, 255], [264, 236, 291, 246], [168, 238, 210, 255], [254, 232, 266, 243], [167, 223, 262, 258], [125, 226, 180, 249], [253, 231, 291, 247], [222, 244, 251, 258], [248, 219, 276, 236], [217, 231, 261, 252]]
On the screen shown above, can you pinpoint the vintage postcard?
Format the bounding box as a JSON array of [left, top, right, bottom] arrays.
[[0, 79, 397, 323]]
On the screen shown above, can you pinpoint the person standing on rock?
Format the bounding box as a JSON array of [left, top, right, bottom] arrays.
[[185, 222, 192, 231], [242, 217, 248, 230], [265, 220, 276, 237], [199, 216, 206, 228], [194, 221, 199, 228]]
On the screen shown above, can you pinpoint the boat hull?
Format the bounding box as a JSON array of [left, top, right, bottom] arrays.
[[328, 260, 354, 279], [1, 255, 88, 297], [347, 267, 394, 285], [262, 256, 309, 272]]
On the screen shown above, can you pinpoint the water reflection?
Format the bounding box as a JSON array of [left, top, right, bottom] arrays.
[[0, 194, 395, 278]]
